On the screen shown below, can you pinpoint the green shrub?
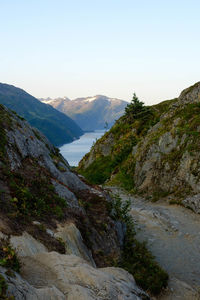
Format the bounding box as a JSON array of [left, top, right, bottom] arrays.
[[0, 240, 20, 272]]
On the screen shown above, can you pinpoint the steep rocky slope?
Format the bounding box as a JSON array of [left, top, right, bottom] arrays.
[[40, 95, 128, 131], [78, 82, 200, 213], [0, 83, 83, 146], [0, 103, 153, 299]]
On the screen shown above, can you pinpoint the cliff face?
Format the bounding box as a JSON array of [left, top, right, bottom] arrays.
[[79, 82, 200, 212], [0, 104, 148, 299]]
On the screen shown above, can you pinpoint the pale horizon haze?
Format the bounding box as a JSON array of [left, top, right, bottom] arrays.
[[0, 0, 200, 105]]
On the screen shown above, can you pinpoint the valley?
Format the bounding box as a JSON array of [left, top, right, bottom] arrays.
[[2, 2, 200, 299]]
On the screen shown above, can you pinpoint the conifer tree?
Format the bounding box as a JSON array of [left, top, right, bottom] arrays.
[[125, 93, 151, 121]]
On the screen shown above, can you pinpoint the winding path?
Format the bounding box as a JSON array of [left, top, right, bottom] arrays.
[[108, 187, 200, 299]]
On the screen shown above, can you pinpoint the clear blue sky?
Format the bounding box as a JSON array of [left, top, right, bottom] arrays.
[[0, 0, 200, 104]]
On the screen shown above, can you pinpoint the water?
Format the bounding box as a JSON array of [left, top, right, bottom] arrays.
[[59, 130, 105, 166]]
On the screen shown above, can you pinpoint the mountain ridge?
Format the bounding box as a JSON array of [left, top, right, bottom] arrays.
[[40, 95, 128, 131], [0, 83, 83, 146]]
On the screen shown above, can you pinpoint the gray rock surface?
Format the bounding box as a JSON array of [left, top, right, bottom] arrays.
[[21, 252, 148, 300], [182, 194, 200, 213], [55, 222, 96, 267], [0, 267, 65, 300], [10, 232, 48, 257], [51, 179, 79, 208]]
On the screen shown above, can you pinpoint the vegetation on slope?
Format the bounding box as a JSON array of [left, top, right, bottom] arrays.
[[78, 82, 200, 203], [78, 93, 176, 189]]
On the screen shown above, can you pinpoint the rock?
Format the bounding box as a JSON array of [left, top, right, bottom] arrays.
[[46, 228, 54, 237], [21, 252, 149, 300], [55, 222, 96, 267], [158, 132, 178, 154], [99, 133, 114, 156], [51, 179, 79, 208], [179, 81, 200, 105], [32, 221, 41, 226], [114, 221, 126, 247], [0, 267, 65, 300], [10, 232, 48, 257], [182, 194, 200, 214]]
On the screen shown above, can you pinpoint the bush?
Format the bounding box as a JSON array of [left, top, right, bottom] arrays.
[[0, 240, 20, 272]]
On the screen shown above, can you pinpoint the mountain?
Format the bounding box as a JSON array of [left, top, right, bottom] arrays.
[[0, 103, 167, 298], [40, 95, 128, 131], [0, 83, 83, 146], [78, 82, 200, 213]]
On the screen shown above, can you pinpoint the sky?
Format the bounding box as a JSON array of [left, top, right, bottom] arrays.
[[0, 0, 200, 105]]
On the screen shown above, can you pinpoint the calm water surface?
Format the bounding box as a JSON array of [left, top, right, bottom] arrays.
[[59, 130, 105, 166]]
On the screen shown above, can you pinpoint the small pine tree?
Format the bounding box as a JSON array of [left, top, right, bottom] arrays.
[[125, 93, 151, 122]]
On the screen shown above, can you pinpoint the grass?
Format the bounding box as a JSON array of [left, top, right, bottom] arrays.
[[79, 156, 114, 184]]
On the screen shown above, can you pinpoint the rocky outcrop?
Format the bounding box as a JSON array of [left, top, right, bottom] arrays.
[[0, 267, 65, 300], [10, 232, 48, 257], [54, 222, 96, 267], [182, 194, 200, 213], [0, 227, 148, 300], [21, 252, 148, 300]]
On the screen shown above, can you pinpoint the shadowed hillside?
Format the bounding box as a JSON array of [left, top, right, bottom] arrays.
[[0, 83, 83, 146]]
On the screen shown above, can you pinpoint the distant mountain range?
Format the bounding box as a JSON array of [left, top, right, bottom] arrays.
[[40, 95, 128, 131], [0, 83, 83, 146]]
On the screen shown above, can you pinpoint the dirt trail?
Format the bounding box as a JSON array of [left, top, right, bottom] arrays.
[[108, 187, 200, 299]]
